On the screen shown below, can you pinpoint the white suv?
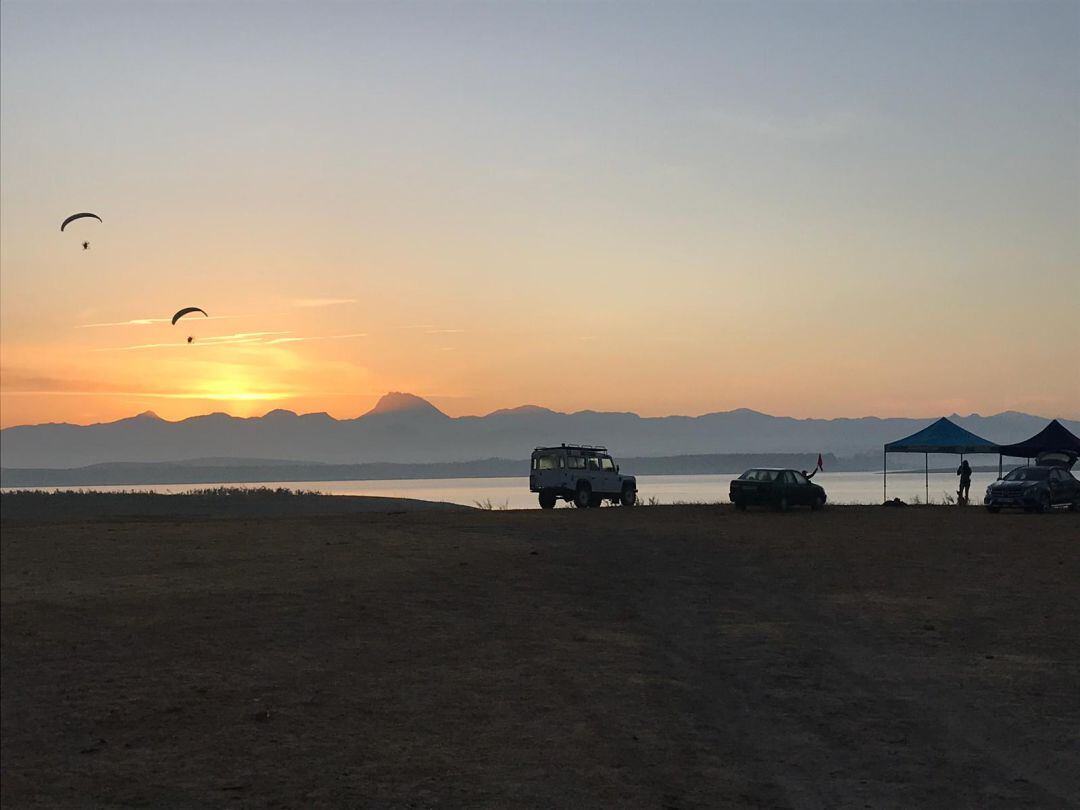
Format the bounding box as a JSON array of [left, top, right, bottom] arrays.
[[529, 444, 637, 509]]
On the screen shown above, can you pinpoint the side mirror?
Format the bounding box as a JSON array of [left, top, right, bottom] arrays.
[[616, 465, 620, 473]]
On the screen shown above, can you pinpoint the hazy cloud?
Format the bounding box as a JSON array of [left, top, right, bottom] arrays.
[[2, 390, 293, 401], [1, 369, 117, 394], [265, 333, 367, 345], [0, 368, 291, 401], [199, 331, 292, 343], [97, 331, 292, 351], [94, 331, 370, 351], [78, 316, 234, 328], [77, 318, 171, 328], [293, 298, 356, 308]]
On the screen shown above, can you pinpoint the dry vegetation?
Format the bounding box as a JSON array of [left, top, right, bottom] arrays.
[[2, 498, 1078, 808]]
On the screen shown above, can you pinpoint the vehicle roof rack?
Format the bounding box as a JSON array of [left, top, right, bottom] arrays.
[[533, 443, 608, 453]]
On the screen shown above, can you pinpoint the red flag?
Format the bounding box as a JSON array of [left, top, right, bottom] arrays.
[[817, 453, 824, 471]]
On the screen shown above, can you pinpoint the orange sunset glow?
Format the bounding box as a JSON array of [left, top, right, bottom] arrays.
[[3, 6, 1080, 808], [2, 2, 1077, 428]]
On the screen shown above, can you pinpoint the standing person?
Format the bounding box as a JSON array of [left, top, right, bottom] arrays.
[[956, 459, 972, 504]]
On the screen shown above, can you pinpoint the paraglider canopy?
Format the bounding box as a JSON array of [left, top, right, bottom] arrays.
[[171, 307, 208, 325], [60, 213, 102, 232]]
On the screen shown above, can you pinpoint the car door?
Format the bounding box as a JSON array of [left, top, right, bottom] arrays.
[[1049, 468, 1066, 504], [761, 470, 780, 503], [567, 453, 587, 488], [774, 471, 794, 504], [597, 455, 620, 495], [584, 454, 604, 493], [790, 470, 813, 505], [776, 471, 792, 503], [1068, 471, 1080, 501]]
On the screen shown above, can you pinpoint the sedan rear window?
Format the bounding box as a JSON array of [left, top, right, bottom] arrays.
[[740, 470, 779, 482]]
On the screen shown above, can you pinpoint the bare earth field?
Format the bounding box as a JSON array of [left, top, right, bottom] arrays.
[[2, 499, 1078, 808]]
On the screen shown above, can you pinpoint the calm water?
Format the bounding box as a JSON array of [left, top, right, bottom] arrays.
[[3, 471, 1004, 509]]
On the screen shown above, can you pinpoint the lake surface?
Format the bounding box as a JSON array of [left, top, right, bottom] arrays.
[[3, 471, 1004, 508]]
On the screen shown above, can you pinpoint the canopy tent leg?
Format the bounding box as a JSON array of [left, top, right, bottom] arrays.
[[883, 447, 887, 503], [925, 453, 929, 504]]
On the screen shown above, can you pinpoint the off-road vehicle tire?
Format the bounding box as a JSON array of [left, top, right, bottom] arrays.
[[539, 490, 557, 510], [588, 493, 604, 508], [620, 486, 636, 507], [574, 483, 592, 509]]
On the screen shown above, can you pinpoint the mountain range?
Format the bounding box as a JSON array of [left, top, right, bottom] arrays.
[[3, 392, 1077, 471]]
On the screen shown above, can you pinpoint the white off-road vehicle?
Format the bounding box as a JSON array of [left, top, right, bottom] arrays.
[[529, 444, 637, 509]]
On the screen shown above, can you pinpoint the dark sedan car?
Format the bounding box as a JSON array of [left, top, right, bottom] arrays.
[[729, 468, 826, 511], [984, 466, 1080, 513]]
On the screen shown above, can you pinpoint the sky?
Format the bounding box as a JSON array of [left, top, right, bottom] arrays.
[[1, 1, 1077, 427]]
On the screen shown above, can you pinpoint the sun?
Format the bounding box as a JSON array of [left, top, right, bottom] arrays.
[[189, 370, 293, 415]]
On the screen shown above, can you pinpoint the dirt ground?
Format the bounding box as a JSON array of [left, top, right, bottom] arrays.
[[2, 502, 1078, 808]]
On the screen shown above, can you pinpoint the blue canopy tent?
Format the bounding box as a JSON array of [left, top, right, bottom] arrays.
[[883, 417, 1000, 503]]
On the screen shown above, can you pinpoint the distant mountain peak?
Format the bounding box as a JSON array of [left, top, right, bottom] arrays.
[[262, 408, 299, 419], [365, 392, 446, 418], [131, 410, 163, 421], [487, 404, 555, 417]]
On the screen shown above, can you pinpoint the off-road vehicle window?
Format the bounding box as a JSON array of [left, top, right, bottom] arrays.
[[533, 454, 560, 470], [568, 456, 586, 470], [601, 457, 616, 471]]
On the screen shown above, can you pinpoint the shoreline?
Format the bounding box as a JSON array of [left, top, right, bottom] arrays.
[[1, 465, 1010, 490]]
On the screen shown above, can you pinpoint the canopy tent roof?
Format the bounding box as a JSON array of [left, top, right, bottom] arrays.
[[884, 417, 999, 454], [997, 419, 1080, 458]]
